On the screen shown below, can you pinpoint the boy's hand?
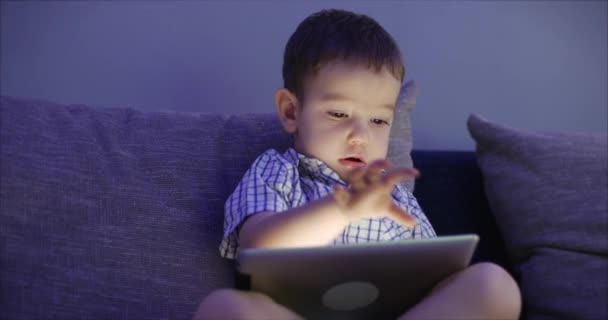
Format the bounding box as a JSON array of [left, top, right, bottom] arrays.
[[332, 159, 419, 229]]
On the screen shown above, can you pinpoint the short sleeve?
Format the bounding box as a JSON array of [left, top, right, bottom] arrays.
[[219, 150, 296, 259]]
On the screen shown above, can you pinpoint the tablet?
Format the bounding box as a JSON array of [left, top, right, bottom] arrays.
[[237, 234, 479, 319]]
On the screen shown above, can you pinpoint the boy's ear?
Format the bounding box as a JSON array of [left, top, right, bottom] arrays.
[[275, 88, 299, 134]]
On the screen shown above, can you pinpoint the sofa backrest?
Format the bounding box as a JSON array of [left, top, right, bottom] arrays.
[[0, 95, 419, 319], [1, 96, 237, 319], [0, 96, 508, 319], [412, 150, 509, 269]]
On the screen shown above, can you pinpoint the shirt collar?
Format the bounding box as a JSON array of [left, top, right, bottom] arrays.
[[284, 148, 346, 186]]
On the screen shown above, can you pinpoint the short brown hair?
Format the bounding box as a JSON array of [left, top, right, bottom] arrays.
[[282, 9, 405, 102]]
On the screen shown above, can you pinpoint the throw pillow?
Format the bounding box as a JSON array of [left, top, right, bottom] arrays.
[[467, 114, 607, 319]]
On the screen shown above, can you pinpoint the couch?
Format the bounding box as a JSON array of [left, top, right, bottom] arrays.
[[1, 94, 605, 320]]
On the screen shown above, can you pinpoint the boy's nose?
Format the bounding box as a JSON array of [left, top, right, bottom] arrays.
[[347, 121, 369, 145]]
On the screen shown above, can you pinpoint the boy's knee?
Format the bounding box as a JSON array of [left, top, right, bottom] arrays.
[[199, 288, 271, 308], [194, 288, 293, 320], [470, 262, 517, 292], [469, 262, 522, 317], [194, 288, 251, 320], [202, 288, 242, 305]]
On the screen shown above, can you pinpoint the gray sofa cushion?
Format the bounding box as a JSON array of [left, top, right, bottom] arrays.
[[1, 96, 235, 319], [468, 114, 608, 320], [0, 84, 417, 319], [389, 80, 417, 192]]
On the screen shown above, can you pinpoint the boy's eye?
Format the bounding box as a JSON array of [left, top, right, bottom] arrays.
[[328, 111, 347, 118], [371, 118, 390, 126]]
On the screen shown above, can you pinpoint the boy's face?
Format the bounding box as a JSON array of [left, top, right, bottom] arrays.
[[293, 61, 401, 181]]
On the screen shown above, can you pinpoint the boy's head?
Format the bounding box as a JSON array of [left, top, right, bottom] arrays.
[[275, 9, 405, 181], [282, 9, 405, 103]]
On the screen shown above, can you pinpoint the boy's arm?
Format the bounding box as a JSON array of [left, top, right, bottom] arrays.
[[239, 194, 348, 249], [239, 160, 418, 250]]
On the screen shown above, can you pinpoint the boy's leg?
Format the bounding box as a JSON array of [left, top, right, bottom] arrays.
[[193, 288, 304, 320], [399, 262, 522, 320]]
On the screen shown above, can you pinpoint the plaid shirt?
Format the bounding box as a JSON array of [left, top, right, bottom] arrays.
[[219, 148, 436, 259]]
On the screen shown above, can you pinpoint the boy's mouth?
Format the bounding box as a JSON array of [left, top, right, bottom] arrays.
[[338, 156, 366, 169]]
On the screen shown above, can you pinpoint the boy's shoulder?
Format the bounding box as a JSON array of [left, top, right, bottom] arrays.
[[241, 148, 302, 195], [246, 148, 301, 179], [252, 148, 298, 167]]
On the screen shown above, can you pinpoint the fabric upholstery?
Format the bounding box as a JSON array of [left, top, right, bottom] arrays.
[[412, 150, 510, 268], [0, 87, 419, 319], [389, 80, 417, 192], [468, 114, 608, 320], [1, 96, 234, 319]]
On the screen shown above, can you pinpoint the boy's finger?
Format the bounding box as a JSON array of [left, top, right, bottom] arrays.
[[364, 161, 390, 184], [368, 159, 392, 169], [389, 204, 417, 229], [347, 166, 365, 181], [332, 185, 350, 208], [383, 168, 420, 186], [348, 167, 367, 189]]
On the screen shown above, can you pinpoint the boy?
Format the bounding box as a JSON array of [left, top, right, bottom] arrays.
[[195, 9, 521, 319]]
